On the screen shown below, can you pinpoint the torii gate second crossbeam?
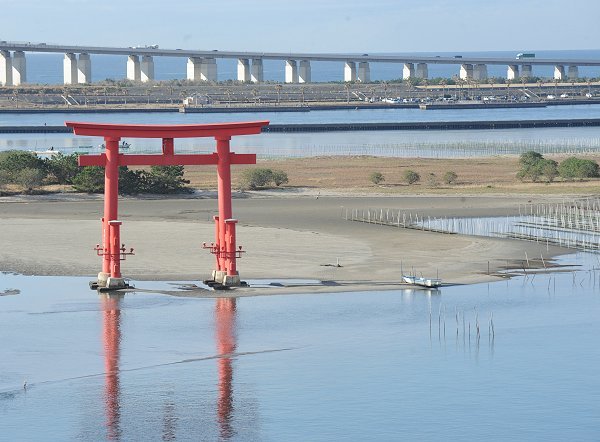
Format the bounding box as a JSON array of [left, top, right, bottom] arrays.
[[66, 121, 269, 290]]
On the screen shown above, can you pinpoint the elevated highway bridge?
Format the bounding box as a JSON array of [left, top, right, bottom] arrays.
[[0, 41, 598, 86]]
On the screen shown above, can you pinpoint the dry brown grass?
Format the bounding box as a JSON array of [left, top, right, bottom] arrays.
[[182, 154, 600, 195]]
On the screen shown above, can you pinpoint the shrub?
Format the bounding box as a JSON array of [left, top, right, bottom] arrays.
[[443, 171, 458, 185], [45, 153, 80, 184], [558, 157, 599, 180], [240, 168, 272, 189], [403, 170, 420, 185], [146, 165, 191, 194], [0, 151, 47, 191], [72, 166, 105, 193], [370, 171, 385, 185], [16, 168, 45, 192], [0, 150, 46, 181], [271, 169, 289, 187], [0, 169, 10, 188], [118, 166, 147, 195], [240, 168, 288, 190]]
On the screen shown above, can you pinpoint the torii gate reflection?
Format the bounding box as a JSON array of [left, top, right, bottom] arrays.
[[100, 296, 239, 439], [67, 121, 269, 289], [215, 298, 237, 439]]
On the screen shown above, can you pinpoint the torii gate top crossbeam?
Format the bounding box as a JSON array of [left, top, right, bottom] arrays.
[[65, 121, 269, 139]]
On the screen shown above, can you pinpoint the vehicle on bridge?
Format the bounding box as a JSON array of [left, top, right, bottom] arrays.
[[516, 53, 535, 59]]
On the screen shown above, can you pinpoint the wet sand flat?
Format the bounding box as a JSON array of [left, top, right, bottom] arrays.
[[0, 193, 571, 292]]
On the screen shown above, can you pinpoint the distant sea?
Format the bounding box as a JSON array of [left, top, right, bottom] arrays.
[[23, 49, 600, 85]]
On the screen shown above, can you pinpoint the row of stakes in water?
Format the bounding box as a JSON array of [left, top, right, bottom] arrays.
[[344, 198, 600, 253]]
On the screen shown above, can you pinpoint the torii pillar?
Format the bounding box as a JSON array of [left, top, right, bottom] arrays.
[[66, 121, 269, 290]]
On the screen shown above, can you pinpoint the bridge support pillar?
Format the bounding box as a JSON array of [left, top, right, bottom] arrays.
[[285, 60, 298, 83], [11, 51, 26, 85], [554, 65, 565, 80], [63, 53, 78, 85], [140, 55, 154, 82], [507, 64, 519, 80], [127, 55, 141, 81], [78, 53, 91, 84], [568, 65, 579, 80], [403, 63, 414, 80], [299, 60, 311, 83], [358, 62, 370, 83], [0, 50, 12, 86], [473, 64, 488, 80], [251, 58, 263, 83], [415, 63, 428, 79], [344, 61, 356, 82], [521, 64, 532, 78], [237, 58, 250, 82], [460, 64, 473, 80], [187, 57, 201, 81], [200, 58, 217, 82]]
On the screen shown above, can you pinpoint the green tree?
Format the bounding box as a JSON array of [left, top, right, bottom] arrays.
[[517, 151, 559, 183], [370, 171, 385, 185], [517, 151, 545, 182], [558, 157, 599, 180], [541, 159, 559, 182], [403, 170, 420, 185], [443, 171, 458, 185]]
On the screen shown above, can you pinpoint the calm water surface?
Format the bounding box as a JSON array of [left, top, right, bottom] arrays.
[[2, 106, 600, 158], [1, 253, 600, 441]]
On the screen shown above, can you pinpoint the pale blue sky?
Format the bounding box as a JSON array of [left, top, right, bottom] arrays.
[[4, 0, 600, 53]]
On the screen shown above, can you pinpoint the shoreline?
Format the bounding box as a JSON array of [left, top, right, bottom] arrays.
[[0, 192, 575, 296], [0, 98, 599, 116]]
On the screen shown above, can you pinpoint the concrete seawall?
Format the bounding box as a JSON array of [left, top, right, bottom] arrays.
[[3, 118, 600, 134]]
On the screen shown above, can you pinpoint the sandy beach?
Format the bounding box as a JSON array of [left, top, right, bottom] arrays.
[[0, 191, 573, 295]]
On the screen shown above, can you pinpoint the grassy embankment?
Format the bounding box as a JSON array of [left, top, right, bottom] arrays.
[[182, 154, 600, 195]]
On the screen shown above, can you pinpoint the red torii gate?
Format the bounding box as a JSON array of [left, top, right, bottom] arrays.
[[66, 121, 269, 290]]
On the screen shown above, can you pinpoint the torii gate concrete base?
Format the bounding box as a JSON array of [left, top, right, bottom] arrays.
[[67, 121, 269, 290]]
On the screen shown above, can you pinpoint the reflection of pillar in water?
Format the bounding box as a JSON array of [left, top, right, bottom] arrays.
[[215, 298, 237, 439], [162, 398, 177, 441], [102, 295, 122, 441]]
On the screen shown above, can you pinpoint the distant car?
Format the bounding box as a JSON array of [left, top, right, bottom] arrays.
[[454, 55, 463, 58], [547, 94, 556, 100], [560, 93, 569, 98], [362, 53, 369, 56], [586, 92, 593, 98]]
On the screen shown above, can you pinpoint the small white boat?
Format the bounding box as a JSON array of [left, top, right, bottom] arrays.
[[99, 141, 130, 149], [33, 149, 60, 157], [402, 275, 442, 288], [402, 275, 416, 284]]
